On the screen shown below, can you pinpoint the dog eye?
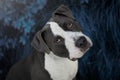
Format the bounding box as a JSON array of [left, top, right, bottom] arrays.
[[54, 36, 64, 44], [67, 23, 73, 28], [56, 38, 61, 43]]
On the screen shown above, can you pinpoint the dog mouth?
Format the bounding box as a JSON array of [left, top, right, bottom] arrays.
[[70, 58, 78, 61], [68, 50, 87, 61], [68, 57, 78, 61]]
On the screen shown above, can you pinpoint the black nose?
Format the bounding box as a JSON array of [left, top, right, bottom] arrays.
[[75, 36, 87, 48]]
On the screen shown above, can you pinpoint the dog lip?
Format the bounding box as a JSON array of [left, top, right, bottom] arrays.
[[71, 58, 78, 61], [69, 58, 78, 61]]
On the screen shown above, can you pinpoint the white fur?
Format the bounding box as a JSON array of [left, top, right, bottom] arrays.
[[47, 22, 93, 59], [45, 52, 78, 80]]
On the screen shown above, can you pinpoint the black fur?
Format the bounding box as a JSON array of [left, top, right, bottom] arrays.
[[6, 49, 52, 80], [42, 26, 69, 58]]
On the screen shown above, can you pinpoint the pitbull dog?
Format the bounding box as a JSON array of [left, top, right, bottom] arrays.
[[6, 5, 93, 80]]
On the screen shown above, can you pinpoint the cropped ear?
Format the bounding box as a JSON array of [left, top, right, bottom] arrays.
[[31, 24, 50, 53], [53, 5, 75, 19]]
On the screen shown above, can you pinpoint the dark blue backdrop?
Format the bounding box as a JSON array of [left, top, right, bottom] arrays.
[[0, 0, 120, 80]]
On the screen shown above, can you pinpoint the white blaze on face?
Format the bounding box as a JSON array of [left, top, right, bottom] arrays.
[[47, 22, 92, 59]]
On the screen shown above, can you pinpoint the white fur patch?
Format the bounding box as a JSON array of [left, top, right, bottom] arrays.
[[47, 22, 93, 59], [45, 52, 78, 80]]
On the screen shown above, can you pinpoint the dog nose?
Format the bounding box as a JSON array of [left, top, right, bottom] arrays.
[[75, 36, 87, 48]]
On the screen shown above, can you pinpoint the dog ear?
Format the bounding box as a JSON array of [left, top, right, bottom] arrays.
[[53, 5, 75, 19], [31, 24, 50, 53]]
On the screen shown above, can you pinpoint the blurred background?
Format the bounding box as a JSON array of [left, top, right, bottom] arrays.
[[0, 0, 120, 80]]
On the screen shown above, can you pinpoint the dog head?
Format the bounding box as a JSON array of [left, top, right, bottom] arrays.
[[31, 5, 93, 61]]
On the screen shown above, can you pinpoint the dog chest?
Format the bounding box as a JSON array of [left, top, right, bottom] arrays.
[[45, 53, 78, 80]]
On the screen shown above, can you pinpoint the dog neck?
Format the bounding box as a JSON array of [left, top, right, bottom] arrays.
[[45, 51, 78, 80], [45, 51, 70, 61]]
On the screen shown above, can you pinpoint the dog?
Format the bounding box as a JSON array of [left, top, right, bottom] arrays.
[[6, 5, 93, 80]]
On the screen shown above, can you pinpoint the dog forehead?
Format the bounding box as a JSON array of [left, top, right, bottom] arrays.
[[46, 21, 83, 39], [47, 22, 65, 37]]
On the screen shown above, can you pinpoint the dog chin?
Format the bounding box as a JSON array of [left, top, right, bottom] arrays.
[[69, 53, 85, 61], [70, 49, 91, 61]]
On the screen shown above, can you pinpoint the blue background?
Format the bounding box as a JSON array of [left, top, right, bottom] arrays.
[[0, 0, 120, 80]]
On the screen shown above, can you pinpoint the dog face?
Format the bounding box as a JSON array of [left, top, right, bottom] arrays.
[[31, 5, 93, 61]]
